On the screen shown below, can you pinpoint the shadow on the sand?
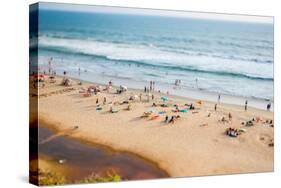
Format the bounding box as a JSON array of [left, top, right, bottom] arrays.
[[67, 93, 82, 98], [145, 122, 170, 129], [129, 117, 142, 122], [84, 105, 96, 108]]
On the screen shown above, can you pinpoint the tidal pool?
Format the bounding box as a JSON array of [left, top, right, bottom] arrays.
[[32, 125, 169, 182]]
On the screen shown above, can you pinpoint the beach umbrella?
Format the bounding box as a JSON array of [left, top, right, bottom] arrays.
[[161, 96, 168, 101], [32, 73, 45, 79], [120, 85, 127, 91]]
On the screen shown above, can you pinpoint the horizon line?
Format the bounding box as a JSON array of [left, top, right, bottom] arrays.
[[35, 2, 274, 24]]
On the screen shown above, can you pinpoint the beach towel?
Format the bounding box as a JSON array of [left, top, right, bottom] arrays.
[[111, 109, 119, 113], [179, 109, 188, 113], [150, 115, 159, 120]]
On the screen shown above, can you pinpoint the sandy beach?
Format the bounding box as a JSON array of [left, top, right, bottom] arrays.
[[31, 75, 274, 178]]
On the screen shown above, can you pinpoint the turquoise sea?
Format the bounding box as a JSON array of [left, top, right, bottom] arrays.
[[30, 7, 274, 101]]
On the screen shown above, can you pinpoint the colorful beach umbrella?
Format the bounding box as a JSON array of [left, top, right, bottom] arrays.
[[32, 73, 45, 79]]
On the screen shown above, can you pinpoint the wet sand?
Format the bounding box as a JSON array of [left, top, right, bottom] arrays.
[[33, 125, 168, 182]]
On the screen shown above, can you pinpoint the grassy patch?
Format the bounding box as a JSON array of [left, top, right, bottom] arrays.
[[30, 168, 122, 185]]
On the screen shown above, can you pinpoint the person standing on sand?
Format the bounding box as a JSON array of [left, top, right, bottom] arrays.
[[245, 100, 248, 111], [152, 81, 155, 91], [103, 97, 106, 105], [165, 115, 169, 123], [169, 116, 175, 124], [218, 94, 221, 104], [267, 103, 271, 111], [96, 98, 99, 105], [152, 94, 154, 100], [228, 112, 232, 122], [214, 104, 217, 111], [48, 57, 53, 75], [144, 86, 147, 93], [139, 93, 142, 102]]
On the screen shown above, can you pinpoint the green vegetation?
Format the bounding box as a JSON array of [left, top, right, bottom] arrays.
[[31, 168, 122, 186], [37, 169, 66, 186], [76, 172, 122, 184]]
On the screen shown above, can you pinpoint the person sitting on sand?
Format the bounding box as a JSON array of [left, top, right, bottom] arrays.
[[226, 128, 239, 137], [152, 103, 157, 107], [103, 85, 110, 92], [245, 120, 254, 126], [256, 116, 261, 123], [121, 100, 129, 104], [189, 103, 195, 110], [109, 105, 119, 113], [126, 104, 131, 111], [220, 117, 229, 123]]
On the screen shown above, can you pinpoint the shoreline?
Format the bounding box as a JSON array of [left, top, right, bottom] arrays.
[[35, 75, 274, 177], [54, 74, 273, 111]]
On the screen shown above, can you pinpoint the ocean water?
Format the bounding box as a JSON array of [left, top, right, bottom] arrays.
[[34, 9, 273, 101]]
